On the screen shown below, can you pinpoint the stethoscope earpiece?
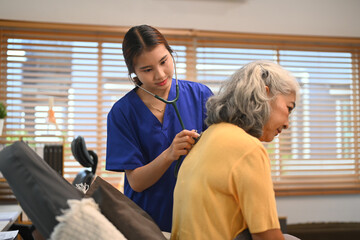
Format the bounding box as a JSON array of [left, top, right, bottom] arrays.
[[130, 73, 137, 82]]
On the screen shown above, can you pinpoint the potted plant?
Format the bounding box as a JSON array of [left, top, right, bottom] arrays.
[[0, 102, 7, 135]]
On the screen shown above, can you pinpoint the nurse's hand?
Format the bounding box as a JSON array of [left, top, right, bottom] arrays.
[[126, 129, 200, 192], [166, 129, 200, 161]]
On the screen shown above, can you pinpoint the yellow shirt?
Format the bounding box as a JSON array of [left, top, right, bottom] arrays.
[[171, 123, 280, 240]]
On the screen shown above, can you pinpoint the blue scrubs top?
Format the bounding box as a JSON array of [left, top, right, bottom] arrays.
[[106, 79, 213, 232], [106, 79, 212, 232]]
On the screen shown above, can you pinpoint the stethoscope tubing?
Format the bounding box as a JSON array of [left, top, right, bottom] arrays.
[[154, 85, 185, 130], [130, 58, 185, 177]]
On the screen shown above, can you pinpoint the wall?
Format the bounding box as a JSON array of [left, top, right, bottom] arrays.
[[1, 0, 360, 37], [1, 0, 360, 224], [277, 194, 360, 224]]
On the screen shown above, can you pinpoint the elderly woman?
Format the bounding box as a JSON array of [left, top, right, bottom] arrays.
[[171, 60, 300, 240]]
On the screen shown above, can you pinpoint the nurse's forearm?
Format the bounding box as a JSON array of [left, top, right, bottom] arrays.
[[125, 149, 174, 192]]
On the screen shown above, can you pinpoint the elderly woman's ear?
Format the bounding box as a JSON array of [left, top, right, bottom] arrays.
[[265, 86, 270, 95]]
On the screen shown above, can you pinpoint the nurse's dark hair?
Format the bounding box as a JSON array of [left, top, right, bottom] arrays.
[[122, 24, 174, 76], [205, 60, 299, 138]]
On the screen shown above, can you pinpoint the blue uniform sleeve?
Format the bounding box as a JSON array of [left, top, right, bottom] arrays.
[[106, 103, 144, 171]]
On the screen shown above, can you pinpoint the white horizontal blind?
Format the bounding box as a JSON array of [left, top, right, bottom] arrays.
[[276, 49, 360, 195], [195, 36, 360, 195], [1, 21, 359, 195], [0, 31, 125, 186], [0, 23, 195, 189]]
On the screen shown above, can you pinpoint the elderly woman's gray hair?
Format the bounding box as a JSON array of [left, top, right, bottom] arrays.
[[205, 60, 300, 138]]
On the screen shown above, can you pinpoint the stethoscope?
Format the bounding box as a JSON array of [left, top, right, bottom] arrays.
[[129, 57, 186, 177]]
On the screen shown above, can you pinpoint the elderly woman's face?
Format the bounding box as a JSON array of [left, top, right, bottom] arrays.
[[259, 92, 296, 142]]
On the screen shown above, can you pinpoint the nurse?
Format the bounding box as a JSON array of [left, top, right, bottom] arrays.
[[105, 25, 213, 232]]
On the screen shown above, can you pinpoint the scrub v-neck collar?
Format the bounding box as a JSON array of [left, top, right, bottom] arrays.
[[131, 78, 177, 131]]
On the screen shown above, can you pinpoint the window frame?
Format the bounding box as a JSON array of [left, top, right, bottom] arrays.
[[1, 20, 360, 196]]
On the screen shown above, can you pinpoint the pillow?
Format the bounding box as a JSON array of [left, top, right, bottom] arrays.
[[85, 177, 167, 240], [51, 198, 126, 240]]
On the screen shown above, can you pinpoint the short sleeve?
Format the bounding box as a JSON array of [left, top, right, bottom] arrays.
[[105, 103, 144, 171], [233, 145, 280, 233]]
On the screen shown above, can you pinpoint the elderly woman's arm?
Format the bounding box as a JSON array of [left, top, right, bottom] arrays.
[[252, 229, 284, 240]]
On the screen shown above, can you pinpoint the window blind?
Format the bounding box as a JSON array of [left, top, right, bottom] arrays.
[[1, 20, 359, 195]]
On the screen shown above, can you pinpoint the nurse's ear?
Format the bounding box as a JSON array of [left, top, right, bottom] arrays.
[[133, 77, 142, 85]]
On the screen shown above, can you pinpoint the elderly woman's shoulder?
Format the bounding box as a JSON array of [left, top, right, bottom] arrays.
[[210, 123, 263, 147]]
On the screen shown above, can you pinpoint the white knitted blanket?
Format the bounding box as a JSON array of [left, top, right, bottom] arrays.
[[50, 198, 126, 240]]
